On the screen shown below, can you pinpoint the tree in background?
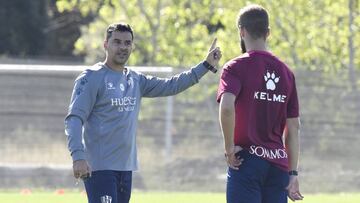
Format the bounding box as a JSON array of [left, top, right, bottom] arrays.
[[0, 0, 47, 56], [47, 0, 104, 59], [55, 0, 359, 73], [2, 0, 357, 71], [0, 0, 96, 60], [56, 0, 231, 66]]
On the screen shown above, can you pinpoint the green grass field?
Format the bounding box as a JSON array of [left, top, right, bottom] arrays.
[[1, 192, 360, 203]]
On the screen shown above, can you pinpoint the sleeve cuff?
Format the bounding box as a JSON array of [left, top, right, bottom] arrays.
[[216, 91, 224, 103], [217, 90, 238, 103], [192, 63, 209, 81], [287, 111, 299, 118], [71, 150, 86, 162]]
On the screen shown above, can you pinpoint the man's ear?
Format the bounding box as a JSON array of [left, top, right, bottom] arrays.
[[240, 27, 245, 38], [265, 27, 270, 39], [103, 40, 108, 50]]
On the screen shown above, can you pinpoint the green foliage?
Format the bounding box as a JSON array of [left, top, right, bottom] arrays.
[[56, 0, 359, 76], [57, 0, 233, 67]]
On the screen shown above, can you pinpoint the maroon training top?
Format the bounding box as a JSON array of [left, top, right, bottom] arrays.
[[217, 50, 299, 171]]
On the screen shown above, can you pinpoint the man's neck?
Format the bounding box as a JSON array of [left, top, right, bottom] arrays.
[[245, 39, 267, 52], [104, 60, 125, 72]]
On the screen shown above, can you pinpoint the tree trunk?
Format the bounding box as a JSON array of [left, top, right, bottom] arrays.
[[348, 0, 357, 91], [137, 0, 161, 65]]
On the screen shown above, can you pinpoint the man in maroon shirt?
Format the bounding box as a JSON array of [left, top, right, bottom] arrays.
[[217, 4, 303, 203]]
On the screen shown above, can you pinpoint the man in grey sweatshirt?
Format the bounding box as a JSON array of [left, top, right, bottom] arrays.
[[65, 22, 221, 203]]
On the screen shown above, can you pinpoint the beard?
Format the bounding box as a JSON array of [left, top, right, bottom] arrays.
[[240, 38, 246, 54], [113, 52, 130, 65]]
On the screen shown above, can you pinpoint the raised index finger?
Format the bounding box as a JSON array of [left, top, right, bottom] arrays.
[[209, 38, 217, 51]]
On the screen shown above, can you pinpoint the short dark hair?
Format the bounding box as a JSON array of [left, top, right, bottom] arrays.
[[105, 23, 134, 41], [237, 5, 269, 39]]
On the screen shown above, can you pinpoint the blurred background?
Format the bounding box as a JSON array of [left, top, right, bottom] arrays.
[[0, 0, 359, 195]]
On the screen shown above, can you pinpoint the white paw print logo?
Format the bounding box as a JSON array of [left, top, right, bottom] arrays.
[[264, 71, 280, 91]]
